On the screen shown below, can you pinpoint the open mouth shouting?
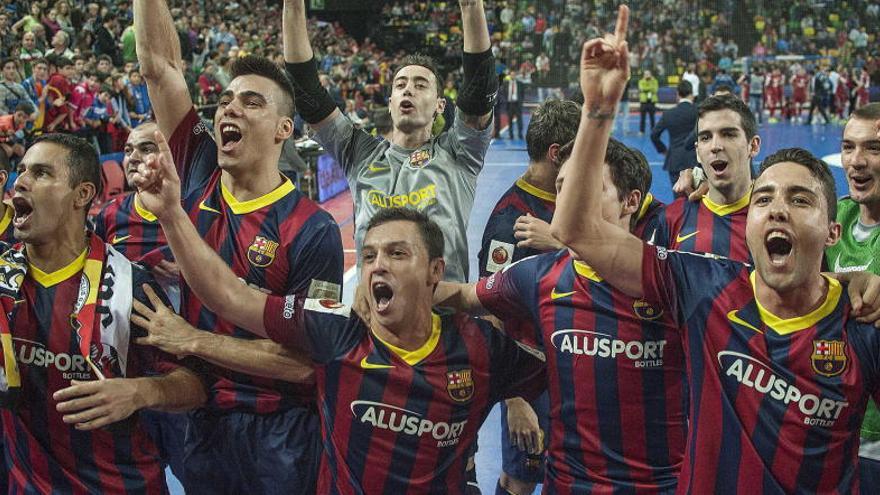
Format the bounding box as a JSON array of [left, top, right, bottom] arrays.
[[11, 196, 33, 230], [371, 280, 395, 314], [708, 159, 729, 176], [399, 100, 416, 114], [765, 230, 793, 267], [219, 122, 243, 153], [848, 172, 875, 194]]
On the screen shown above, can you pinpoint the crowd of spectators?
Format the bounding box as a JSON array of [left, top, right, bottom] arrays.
[[0, 0, 878, 166]]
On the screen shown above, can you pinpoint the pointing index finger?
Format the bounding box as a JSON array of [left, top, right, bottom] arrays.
[[614, 5, 629, 44]]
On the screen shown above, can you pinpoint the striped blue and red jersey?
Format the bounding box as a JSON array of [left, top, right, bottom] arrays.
[[649, 193, 750, 263], [477, 177, 555, 277], [4, 251, 175, 494], [642, 244, 880, 494], [476, 250, 687, 493], [261, 297, 544, 494], [168, 109, 344, 414], [633, 193, 665, 241], [92, 192, 170, 269], [0, 204, 14, 243]]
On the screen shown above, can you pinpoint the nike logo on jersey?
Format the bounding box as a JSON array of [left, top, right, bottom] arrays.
[[550, 288, 576, 300], [198, 200, 222, 214], [675, 230, 699, 243], [111, 234, 131, 244], [727, 310, 763, 334], [832, 253, 871, 273], [360, 356, 393, 370], [368, 163, 390, 173]]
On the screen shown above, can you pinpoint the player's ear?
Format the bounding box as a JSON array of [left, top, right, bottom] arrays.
[[429, 257, 445, 286], [748, 134, 761, 159], [825, 220, 842, 248], [275, 116, 293, 142], [0, 169, 7, 190], [622, 189, 642, 218], [74, 181, 97, 209]]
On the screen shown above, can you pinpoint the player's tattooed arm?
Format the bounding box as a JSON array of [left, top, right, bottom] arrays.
[[550, 5, 645, 299], [54, 367, 206, 431], [132, 285, 314, 382]]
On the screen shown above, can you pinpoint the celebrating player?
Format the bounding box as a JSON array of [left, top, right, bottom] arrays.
[[126, 126, 544, 493], [552, 11, 880, 492], [283, 0, 496, 282], [1, 134, 206, 492], [134, 0, 344, 492]]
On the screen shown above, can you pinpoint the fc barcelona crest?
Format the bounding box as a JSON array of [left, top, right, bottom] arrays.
[[633, 299, 663, 320], [247, 236, 279, 267], [446, 369, 474, 402], [409, 149, 431, 169], [811, 340, 847, 377]]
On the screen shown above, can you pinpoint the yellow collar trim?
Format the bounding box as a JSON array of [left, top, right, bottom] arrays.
[[516, 178, 556, 202], [0, 204, 12, 234], [573, 260, 603, 283], [702, 190, 751, 217], [637, 193, 655, 221], [29, 249, 88, 287], [134, 194, 157, 222], [750, 272, 841, 335], [220, 177, 295, 215], [373, 313, 441, 366]]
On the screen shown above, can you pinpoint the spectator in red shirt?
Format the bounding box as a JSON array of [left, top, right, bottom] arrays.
[[43, 57, 75, 132]]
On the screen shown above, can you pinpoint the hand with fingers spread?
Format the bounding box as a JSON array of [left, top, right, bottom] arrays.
[[506, 397, 543, 455], [514, 214, 564, 251], [54, 378, 144, 431], [129, 130, 183, 220], [579, 5, 630, 116], [131, 284, 205, 358]]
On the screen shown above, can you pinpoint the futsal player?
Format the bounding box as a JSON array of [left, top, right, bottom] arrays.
[[436, 136, 688, 492], [126, 131, 544, 493], [0, 149, 14, 241], [134, 1, 344, 492], [1, 134, 206, 492], [647, 93, 759, 263], [91, 121, 188, 483], [830, 103, 880, 492], [283, 0, 496, 283], [553, 11, 880, 491]]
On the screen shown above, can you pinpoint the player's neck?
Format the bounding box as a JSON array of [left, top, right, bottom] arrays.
[[374, 308, 433, 351], [25, 227, 87, 274], [754, 272, 827, 320], [859, 201, 880, 226], [707, 181, 749, 206], [220, 169, 285, 203], [390, 126, 432, 150], [522, 161, 557, 195]]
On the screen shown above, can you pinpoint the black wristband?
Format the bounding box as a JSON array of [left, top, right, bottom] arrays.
[[457, 49, 497, 116], [285, 58, 338, 124]]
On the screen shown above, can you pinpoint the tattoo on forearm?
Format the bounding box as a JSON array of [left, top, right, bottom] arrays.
[[587, 106, 615, 121]]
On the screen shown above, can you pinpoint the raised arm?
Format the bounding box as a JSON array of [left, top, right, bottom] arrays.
[[134, 0, 193, 139], [282, 0, 341, 131], [550, 5, 645, 298], [456, 0, 496, 129]]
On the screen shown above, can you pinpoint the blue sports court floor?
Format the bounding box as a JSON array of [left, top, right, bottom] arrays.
[[167, 113, 851, 494]]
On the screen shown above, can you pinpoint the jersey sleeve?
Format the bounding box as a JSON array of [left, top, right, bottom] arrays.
[[442, 107, 493, 177], [475, 257, 540, 342], [167, 107, 218, 197], [477, 207, 520, 277], [263, 295, 361, 365], [646, 207, 672, 247], [312, 112, 381, 178], [284, 210, 344, 299]]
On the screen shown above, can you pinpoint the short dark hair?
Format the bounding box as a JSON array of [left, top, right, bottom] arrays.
[[31, 133, 101, 203], [698, 94, 758, 140], [1, 58, 15, 69], [851, 102, 880, 121], [56, 57, 74, 69], [605, 137, 651, 202], [713, 84, 734, 95], [677, 80, 693, 98], [14, 101, 34, 114], [758, 147, 837, 222], [31, 57, 48, 68], [96, 54, 112, 64], [393, 53, 443, 97], [230, 55, 295, 119], [366, 207, 444, 260], [525, 99, 582, 162]]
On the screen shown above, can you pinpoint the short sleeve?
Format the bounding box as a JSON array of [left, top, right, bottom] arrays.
[[263, 295, 361, 365], [477, 208, 520, 277], [284, 211, 344, 298], [476, 258, 540, 340], [167, 107, 218, 196]]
